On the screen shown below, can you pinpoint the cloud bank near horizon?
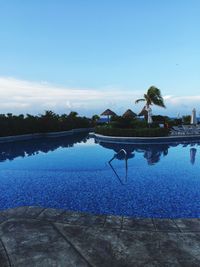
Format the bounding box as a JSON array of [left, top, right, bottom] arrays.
[[0, 77, 199, 117]]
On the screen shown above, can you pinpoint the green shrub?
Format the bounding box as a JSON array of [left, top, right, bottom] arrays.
[[0, 111, 92, 137], [95, 126, 170, 137], [152, 115, 169, 122], [130, 120, 148, 128], [110, 116, 134, 128], [182, 115, 191, 124]]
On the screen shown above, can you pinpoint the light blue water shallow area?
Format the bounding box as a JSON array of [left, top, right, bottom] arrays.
[[1, 133, 200, 218]]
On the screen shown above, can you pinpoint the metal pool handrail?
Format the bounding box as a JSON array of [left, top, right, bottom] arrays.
[[109, 149, 127, 163], [108, 149, 128, 185]]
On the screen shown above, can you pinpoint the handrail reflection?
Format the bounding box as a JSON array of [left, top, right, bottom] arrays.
[[190, 148, 197, 165], [97, 139, 200, 166], [108, 149, 134, 185], [108, 161, 128, 185]]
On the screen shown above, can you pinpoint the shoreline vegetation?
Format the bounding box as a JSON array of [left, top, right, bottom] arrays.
[[94, 114, 192, 138], [0, 110, 191, 138], [0, 111, 92, 137], [95, 126, 169, 137]]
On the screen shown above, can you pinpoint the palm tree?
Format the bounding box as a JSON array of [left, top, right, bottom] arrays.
[[68, 111, 78, 118], [135, 86, 165, 108], [135, 86, 165, 120]]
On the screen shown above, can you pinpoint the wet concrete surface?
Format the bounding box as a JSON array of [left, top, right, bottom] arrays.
[[0, 207, 200, 266]]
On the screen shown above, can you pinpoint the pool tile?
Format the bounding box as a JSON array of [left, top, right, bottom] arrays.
[[0, 219, 89, 267], [123, 217, 154, 231], [38, 208, 65, 221], [57, 211, 106, 227], [57, 211, 85, 224], [153, 219, 180, 232], [1, 206, 29, 219], [24, 206, 45, 218], [0, 214, 7, 224], [175, 219, 200, 232], [55, 224, 200, 266], [104, 215, 123, 229], [1, 207, 50, 220], [75, 214, 106, 227]]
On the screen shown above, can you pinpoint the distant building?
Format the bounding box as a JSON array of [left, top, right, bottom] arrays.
[[97, 117, 109, 123], [100, 109, 117, 123]]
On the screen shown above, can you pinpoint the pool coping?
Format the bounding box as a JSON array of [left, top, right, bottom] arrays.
[[1, 206, 200, 266], [94, 133, 200, 144], [0, 206, 200, 231]]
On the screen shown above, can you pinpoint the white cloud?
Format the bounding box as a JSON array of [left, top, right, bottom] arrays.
[[0, 77, 141, 115], [0, 76, 199, 116], [166, 95, 200, 104], [0, 102, 30, 108], [161, 94, 200, 116], [163, 95, 174, 100]]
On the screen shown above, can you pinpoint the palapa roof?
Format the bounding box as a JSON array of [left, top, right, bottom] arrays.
[[101, 109, 116, 116], [122, 109, 137, 118]]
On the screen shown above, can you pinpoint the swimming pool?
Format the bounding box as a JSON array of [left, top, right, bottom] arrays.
[[1, 132, 200, 218]]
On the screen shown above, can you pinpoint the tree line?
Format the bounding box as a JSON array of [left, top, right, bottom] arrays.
[[0, 111, 92, 137]]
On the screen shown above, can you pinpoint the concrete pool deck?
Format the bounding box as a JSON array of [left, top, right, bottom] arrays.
[[1, 207, 200, 266]]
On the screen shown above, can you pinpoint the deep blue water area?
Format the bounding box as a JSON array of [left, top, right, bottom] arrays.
[[1, 133, 200, 218]]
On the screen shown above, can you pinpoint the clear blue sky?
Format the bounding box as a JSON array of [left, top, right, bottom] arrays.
[[0, 0, 200, 116]]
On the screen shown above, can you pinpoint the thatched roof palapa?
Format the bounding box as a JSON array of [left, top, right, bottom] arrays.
[[122, 109, 137, 119], [101, 109, 116, 116]]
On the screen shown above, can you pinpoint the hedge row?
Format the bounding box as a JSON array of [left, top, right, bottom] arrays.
[[0, 111, 91, 137], [95, 126, 170, 137]]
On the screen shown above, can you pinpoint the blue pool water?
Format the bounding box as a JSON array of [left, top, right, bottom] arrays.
[[1, 133, 200, 218]]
